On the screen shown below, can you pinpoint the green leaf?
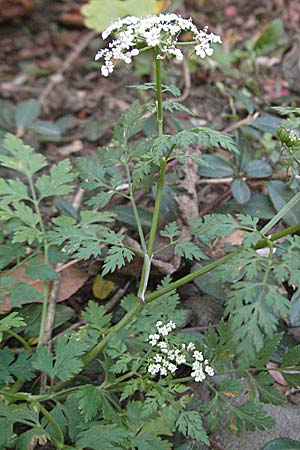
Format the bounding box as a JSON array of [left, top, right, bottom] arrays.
[[253, 19, 284, 54], [268, 181, 300, 226], [251, 116, 283, 135], [84, 120, 107, 141], [175, 240, 208, 261], [102, 245, 135, 276], [0, 347, 15, 384], [245, 160, 273, 178], [262, 438, 300, 450], [15, 99, 41, 129], [10, 281, 43, 307], [0, 242, 26, 270], [231, 179, 251, 204], [198, 154, 234, 178], [76, 385, 104, 422], [36, 159, 74, 198], [82, 300, 112, 330], [0, 312, 26, 342], [25, 258, 59, 281], [0, 178, 29, 203], [82, 0, 159, 32], [160, 222, 180, 241], [281, 346, 300, 387], [228, 401, 275, 435], [29, 120, 61, 137], [33, 334, 90, 381], [1, 133, 47, 175], [251, 372, 285, 405], [176, 411, 209, 445], [76, 423, 130, 449], [219, 378, 244, 397], [0, 418, 13, 447]]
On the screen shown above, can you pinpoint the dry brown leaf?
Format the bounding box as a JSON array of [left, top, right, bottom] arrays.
[[0, 0, 33, 22], [0, 258, 88, 314], [174, 153, 199, 223]]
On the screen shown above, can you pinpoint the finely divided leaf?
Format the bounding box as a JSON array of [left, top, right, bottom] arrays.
[[36, 159, 74, 198], [102, 246, 134, 276]]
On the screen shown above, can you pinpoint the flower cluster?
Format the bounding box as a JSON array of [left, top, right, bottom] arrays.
[[95, 13, 221, 77], [147, 320, 214, 382]]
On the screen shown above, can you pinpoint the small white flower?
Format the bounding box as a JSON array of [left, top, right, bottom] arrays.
[[160, 367, 168, 376], [153, 354, 163, 363], [101, 66, 110, 77], [193, 350, 204, 361], [149, 333, 160, 346], [205, 365, 214, 376], [156, 320, 163, 328], [187, 342, 195, 352], [95, 13, 221, 76], [157, 341, 168, 353], [148, 363, 160, 375], [168, 362, 178, 373], [175, 354, 186, 364]]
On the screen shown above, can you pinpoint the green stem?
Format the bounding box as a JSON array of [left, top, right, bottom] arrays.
[[261, 190, 300, 235], [155, 49, 163, 137], [125, 161, 147, 253], [41, 223, 300, 390], [39, 403, 64, 447], [137, 51, 166, 301], [145, 223, 300, 303], [6, 329, 33, 354]]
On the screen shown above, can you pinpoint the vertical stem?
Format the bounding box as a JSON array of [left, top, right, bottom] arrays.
[[27, 174, 50, 348], [137, 51, 166, 301], [38, 243, 50, 348], [125, 161, 147, 253], [155, 49, 163, 137]]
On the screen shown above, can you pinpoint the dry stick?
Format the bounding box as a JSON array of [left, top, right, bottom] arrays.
[[38, 31, 96, 105], [40, 188, 85, 392], [222, 111, 259, 134]]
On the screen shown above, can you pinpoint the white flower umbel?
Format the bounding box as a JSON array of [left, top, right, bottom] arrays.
[[147, 320, 214, 382], [95, 13, 221, 76]]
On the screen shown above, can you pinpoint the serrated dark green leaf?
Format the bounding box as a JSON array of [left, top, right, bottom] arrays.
[[176, 410, 209, 444], [82, 301, 112, 330], [76, 423, 130, 449], [77, 385, 104, 422], [175, 240, 207, 261]]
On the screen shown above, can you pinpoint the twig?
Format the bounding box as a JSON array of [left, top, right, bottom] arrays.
[[38, 31, 96, 105], [104, 281, 130, 313], [40, 187, 84, 392], [222, 112, 259, 134]]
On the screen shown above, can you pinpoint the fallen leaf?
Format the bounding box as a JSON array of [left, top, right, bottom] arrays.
[[0, 257, 88, 314], [92, 274, 115, 300]]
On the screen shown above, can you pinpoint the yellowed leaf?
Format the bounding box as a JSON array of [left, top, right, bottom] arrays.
[[92, 274, 115, 300]]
